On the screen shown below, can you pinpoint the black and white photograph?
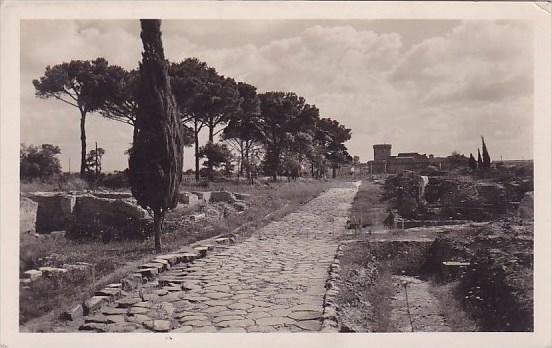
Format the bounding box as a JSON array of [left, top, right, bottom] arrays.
[[1, 1, 551, 347]]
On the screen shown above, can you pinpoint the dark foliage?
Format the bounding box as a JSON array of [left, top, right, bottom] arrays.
[[129, 19, 183, 252], [20, 143, 62, 180]]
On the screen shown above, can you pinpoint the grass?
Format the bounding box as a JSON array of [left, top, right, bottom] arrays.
[[20, 178, 334, 327]]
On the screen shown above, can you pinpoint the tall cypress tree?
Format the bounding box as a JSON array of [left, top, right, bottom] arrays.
[[469, 153, 477, 170], [477, 148, 483, 169], [129, 19, 183, 252], [481, 136, 491, 169]]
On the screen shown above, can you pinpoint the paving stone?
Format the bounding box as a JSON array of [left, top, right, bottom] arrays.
[[117, 297, 142, 308], [170, 326, 193, 333], [102, 307, 128, 315], [60, 304, 83, 321], [126, 314, 153, 325], [228, 302, 253, 310], [83, 296, 110, 315], [247, 325, 278, 333], [219, 327, 247, 332], [204, 306, 229, 314], [215, 319, 255, 328], [255, 316, 295, 326], [192, 326, 218, 333], [204, 300, 233, 306], [144, 319, 172, 332], [79, 322, 107, 332], [214, 310, 248, 317], [128, 307, 149, 315], [292, 319, 322, 331], [212, 315, 247, 323], [288, 310, 323, 321], [180, 319, 212, 327], [105, 323, 140, 332], [248, 312, 272, 320]]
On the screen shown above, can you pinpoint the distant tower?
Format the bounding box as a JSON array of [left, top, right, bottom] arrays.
[[373, 144, 392, 161]]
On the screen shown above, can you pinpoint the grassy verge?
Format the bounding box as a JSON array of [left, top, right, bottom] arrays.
[[20, 179, 333, 327]]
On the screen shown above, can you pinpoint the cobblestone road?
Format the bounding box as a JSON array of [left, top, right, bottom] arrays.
[[76, 186, 357, 333]]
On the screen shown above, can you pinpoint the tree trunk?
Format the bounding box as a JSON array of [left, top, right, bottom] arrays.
[[207, 122, 214, 181], [153, 210, 164, 253], [194, 121, 200, 181], [332, 166, 337, 179], [79, 110, 87, 179]]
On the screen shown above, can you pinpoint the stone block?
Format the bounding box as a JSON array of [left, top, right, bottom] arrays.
[[20, 197, 38, 234], [193, 246, 208, 258], [23, 269, 42, 281], [233, 192, 251, 201], [95, 287, 122, 299], [38, 267, 68, 277], [192, 191, 211, 202], [28, 192, 76, 233], [138, 267, 158, 279], [156, 254, 179, 265], [60, 304, 83, 321], [176, 252, 198, 263], [71, 195, 150, 239], [83, 296, 110, 315], [152, 258, 171, 271], [178, 191, 200, 206], [233, 201, 248, 212], [92, 192, 133, 199], [209, 191, 237, 203], [189, 213, 206, 222]]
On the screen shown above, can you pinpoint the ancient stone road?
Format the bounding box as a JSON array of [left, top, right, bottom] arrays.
[[76, 186, 357, 333]]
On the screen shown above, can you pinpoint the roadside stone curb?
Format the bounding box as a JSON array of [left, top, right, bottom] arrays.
[[321, 243, 344, 332]]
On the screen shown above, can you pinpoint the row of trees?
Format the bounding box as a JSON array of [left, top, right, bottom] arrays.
[[33, 56, 352, 182]]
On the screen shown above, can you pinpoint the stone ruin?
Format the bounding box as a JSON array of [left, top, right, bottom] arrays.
[[20, 189, 250, 240]]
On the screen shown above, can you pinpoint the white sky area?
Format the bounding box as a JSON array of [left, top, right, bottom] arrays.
[[20, 20, 533, 172]]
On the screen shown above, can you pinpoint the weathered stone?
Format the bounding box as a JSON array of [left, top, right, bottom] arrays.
[[215, 318, 254, 328], [228, 302, 253, 310], [233, 201, 248, 212], [20, 197, 38, 234], [105, 323, 140, 332], [144, 319, 172, 332], [233, 192, 251, 201], [212, 315, 246, 323], [255, 316, 295, 326], [188, 213, 206, 223], [192, 326, 218, 333], [28, 192, 76, 233], [79, 322, 107, 332], [85, 314, 111, 324], [170, 325, 193, 333], [71, 195, 150, 239], [191, 191, 211, 202], [60, 304, 83, 321], [292, 319, 321, 331], [128, 306, 150, 315], [288, 310, 322, 321], [194, 246, 208, 258], [180, 319, 212, 327], [83, 296, 110, 315], [122, 274, 143, 290], [95, 287, 122, 299], [38, 266, 68, 277], [220, 327, 247, 332], [126, 314, 152, 325], [117, 297, 142, 308], [178, 191, 200, 206], [138, 267, 158, 279], [156, 254, 179, 265], [102, 307, 128, 315], [152, 258, 171, 271], [22, 269, 42, 281], [210, 191, 237, 204], [93, 192, 133, 199]]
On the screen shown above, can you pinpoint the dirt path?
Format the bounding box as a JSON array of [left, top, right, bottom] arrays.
[[56, 185, 357, 333], [389, 275, 450, 332]]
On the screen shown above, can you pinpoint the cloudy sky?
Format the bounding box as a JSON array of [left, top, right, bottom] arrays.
[[20, 19, 533, 172]]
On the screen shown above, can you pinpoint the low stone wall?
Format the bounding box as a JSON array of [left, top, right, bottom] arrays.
[[20, 197, 38, 234], [27, 192, 77, 233], [69, 195, 151, 240]]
